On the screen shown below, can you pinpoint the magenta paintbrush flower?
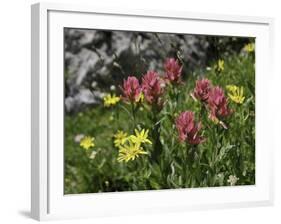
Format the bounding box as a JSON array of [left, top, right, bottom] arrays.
[[120, 76, 142, 103], [208, 86, 232, 121], [141, 71, 164, 105], [175, 111, 205, 145], [164, 58, 183, 84], [193, 78, 212, 102]]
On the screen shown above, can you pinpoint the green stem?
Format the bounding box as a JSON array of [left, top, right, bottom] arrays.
[[199, 103, 205, 121], [210, 125, 223, 186], [131, 102, 137, 129], [183, 144, 189, 186], [186, 144, 197, 187], [151, 107, 163, 163]]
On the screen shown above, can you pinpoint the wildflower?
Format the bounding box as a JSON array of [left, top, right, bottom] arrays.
[[164, 58, 183, 84], [74, 134, 85, 143], [208, 86, 232, 122], [142, 71, 164, 105], [110, 85, 116, 91], [227, 175, 239, 186], [113, 130, 128, 148], [105, 180, 110, 187], [175, 111, 205, 145], [117, 140, 148, 162], [120, 76, 142, 103], [193, 78, 212, 102], [89, 151, 97, 159], [80, 136, 95, 150], [226, 85, 245, 104], [244, 43, 255, 52], [129, 129, 152, 145], [91, 81, 98, 88], [217, 59, 224, 72], [103, 94, 120, 107]]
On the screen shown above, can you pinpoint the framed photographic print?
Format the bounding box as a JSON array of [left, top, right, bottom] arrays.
[[31, 2, 274, 221]]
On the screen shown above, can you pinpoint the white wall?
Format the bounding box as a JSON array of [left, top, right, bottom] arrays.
[[0, 0, 279, 223]]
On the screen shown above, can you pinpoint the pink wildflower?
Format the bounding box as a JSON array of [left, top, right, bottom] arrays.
[[141, 71, 164, 105], [164, 58, 183, 84], [175, 111, 205, 145], [120, 76, 142, 103], [208, 86, 232, 121], [193, 79, 212, 102]]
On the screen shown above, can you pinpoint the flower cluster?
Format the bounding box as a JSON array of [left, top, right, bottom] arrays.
[[120, 58, 183, 107], [106, 59, 243, 158], [114, 129, 152, 162], [175, 111, 205, 145], [70, 48, 255, 193], [175, 78, 237, 145], [120, 76, 142, 103], [193, 79, 232, 124], [164, 58, 183, 84], [208, 86, 232, 122], [141, 71, 165, 106], [193, 79, 212, 102]]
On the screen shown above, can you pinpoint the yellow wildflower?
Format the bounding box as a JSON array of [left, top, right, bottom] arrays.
[[244, 43, 255, 53], [226, 85, 238, 92], [217, 59, 224, 72], [226, 85, 245, 104], [129, 129, 152, 145], [117, 140, 148, 162], [113, 130, 128, 148], [80, 136, 95, 150], [103, 94, 120, 107]]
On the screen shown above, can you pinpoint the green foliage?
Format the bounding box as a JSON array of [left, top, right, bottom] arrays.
[[64, 52, 255, 194]]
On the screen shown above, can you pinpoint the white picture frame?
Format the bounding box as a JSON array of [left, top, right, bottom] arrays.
[[31, 2, 275, 221]]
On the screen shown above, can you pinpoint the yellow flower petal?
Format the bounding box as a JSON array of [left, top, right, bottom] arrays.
[[80, 136, 95, 150], [226, 85, 245, 104], [103, 94, 120, 107], [217, 59, 224, 72], [129, 128, 152, 145], [117, 139, 148, 163], [113, 130, 128, 148], [244, 43, 255, 52]]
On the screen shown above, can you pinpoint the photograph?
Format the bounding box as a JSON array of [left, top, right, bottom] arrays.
[[64, 28, 255, 194]]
